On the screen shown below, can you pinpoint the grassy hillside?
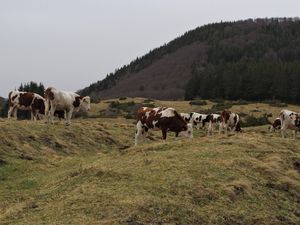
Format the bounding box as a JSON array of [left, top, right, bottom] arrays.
[[1, 100, 300, 224]]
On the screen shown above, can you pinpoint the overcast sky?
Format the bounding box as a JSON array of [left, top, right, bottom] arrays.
[[0, 0, 299, 97]]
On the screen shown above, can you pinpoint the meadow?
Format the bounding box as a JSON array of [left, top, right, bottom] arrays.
[[0, 99, 300, 225]]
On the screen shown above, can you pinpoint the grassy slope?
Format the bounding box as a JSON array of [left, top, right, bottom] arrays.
[[1, 101, 300, 224]]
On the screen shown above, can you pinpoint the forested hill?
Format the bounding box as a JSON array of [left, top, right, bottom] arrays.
[[80, 18, 300, 102], [0, 96, 4, 106]]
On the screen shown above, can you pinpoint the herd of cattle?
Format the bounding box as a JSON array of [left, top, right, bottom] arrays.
[[5, 89, 300, 146], [7, 88, 90, 125]]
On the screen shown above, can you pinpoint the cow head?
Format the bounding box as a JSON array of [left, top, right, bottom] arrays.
[[235, 122, 242, 132], [80, 96, 91, 111], [180, 123, 193, 138], [173, 111, 193, 138]]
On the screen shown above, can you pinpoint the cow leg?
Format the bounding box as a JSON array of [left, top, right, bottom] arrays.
[[31, 110, 36, 121], [293, 130, 297, 139], [207, 121, 212, 136], [30, 111, 35, 121], [225, 123, 229, 136], [65, 108, 74, 125], [219, 122, 224, 134], [135, 121, 143, 146], [12, 107, 18, 119], [7, 106, 14, 119], [44, 100, 50, 123], [281, 125, 287, 138], [49, 104, 56, 124], [161, 128, 167, 141]]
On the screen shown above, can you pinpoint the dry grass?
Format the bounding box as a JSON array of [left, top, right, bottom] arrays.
[[1, 100, 300, 224]]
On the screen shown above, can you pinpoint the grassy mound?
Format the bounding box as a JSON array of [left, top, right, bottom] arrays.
[[0, 117, 300, 224]]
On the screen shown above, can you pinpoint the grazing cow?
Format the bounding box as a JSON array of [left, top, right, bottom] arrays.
[[269, 117, 281, 132], [44, 87, 90, 125], [180, 112, 210, 129], [207, 113, 221, 135], [279, 109, 300, 139], [8, 91, 45, 120], [135, 107, 193, 145], [219, 110, 241, 136]]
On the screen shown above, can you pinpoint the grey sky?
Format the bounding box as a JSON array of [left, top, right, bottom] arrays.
[[0, 0, 299, 97]]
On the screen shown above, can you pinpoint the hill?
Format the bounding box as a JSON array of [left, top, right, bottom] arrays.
[[0, 96, 4, 106], [80, 18, 300, 102], [1, 100, 300, 224]]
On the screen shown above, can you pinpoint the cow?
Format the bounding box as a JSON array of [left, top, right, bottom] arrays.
[[135, 107, 193, 145], [44, 87, 90, 125], [180, 112, 210, 129], [8, 91, 45, 120], [219, 110, 241, 136], [279, 109, 300, 139], [269, 117, 281, 132], [207, 113, 221, 135]]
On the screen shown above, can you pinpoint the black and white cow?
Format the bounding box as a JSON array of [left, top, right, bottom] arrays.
[[207, 113, 221, 135], [180, 112, 210, 129], [135, 107, 193, 145]]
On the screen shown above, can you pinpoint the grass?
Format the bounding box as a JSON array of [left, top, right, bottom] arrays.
[[0, 100, 300, 224]]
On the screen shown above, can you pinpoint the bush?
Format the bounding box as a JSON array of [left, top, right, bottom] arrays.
[[211, 103, 233, 113], [240, 114, 271, 127], [119, 97, 127, 101], [262, 100, 288, 107], [189, 100, 207, 106], [210, 99, 225, 104], [232, 100, 250, 105], [143, 99, 154, 103]]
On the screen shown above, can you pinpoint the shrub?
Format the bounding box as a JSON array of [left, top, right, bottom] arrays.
[[211, 103, 233, 113], [240, 114, 271, 127], [262, 100, 288, 107], [189, 100, 207, 106], [143, 98, 154, 103]]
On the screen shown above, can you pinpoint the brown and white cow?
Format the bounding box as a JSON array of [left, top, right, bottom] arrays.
[[269, 117, 281, 132], [135, 107, 193, 145], [219, 110, 241, 136], [8, 91, 45, 120], [44, 87, 90, 125], [279, 109, 300, 139]]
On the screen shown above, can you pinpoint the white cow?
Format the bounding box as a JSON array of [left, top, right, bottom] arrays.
[[279, 109, 300, 139], [44, 87, 90, 125]]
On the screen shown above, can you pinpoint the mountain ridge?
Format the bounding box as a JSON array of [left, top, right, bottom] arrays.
[[80, 17, 300, 101]]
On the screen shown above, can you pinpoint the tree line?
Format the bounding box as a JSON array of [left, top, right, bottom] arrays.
[[185, 18, 300, 102]]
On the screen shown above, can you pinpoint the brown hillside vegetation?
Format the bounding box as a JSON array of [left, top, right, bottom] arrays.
[[1, 99, 300, 224], [88, 42, 207, 100]]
